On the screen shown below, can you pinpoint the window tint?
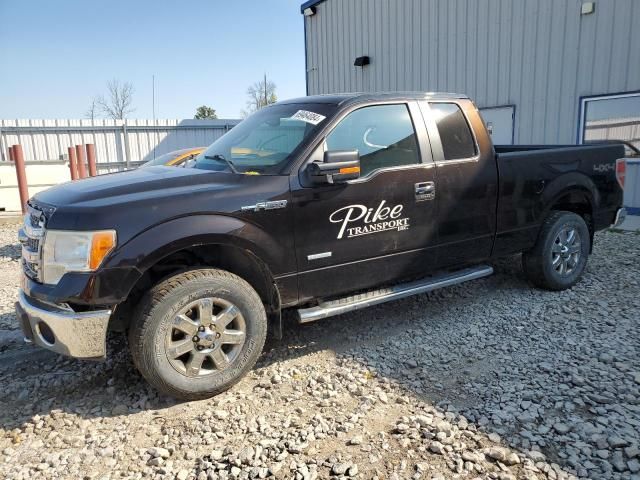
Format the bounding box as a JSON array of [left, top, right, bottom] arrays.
[[430, 103, 477, 160], [325, 104, 420, 176]]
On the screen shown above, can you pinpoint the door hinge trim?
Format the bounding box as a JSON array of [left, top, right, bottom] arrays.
[[307, 251, 332, 260]]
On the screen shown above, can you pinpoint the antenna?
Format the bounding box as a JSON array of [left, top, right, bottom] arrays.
[[152, 74, 156, 122], [152, 74, 157, 161]]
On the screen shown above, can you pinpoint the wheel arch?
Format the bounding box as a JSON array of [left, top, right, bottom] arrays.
[[548, 188, 594, 219], [543, 183, 597, 251], [107, 215, 285, 335]]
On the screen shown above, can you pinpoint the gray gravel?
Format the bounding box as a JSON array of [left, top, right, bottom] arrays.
[[0, 223, 638, 480], [0, 225, 20, 333]]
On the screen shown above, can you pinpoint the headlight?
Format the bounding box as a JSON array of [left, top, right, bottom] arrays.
[[42, 230, 117, 285]]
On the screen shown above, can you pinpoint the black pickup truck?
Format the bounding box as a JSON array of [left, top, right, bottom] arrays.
[[16, 92, 627, 399]]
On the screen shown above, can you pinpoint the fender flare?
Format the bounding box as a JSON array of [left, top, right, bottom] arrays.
[[538, 172, 599, 220], [102, 215, 291, 317], [105, 214, 287, 274]]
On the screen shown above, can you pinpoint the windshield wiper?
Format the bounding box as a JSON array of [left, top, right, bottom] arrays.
[[204, 154, 238, 174]]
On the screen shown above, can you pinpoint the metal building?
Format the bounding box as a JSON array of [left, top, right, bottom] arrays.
[[300, 0, 640, 148]]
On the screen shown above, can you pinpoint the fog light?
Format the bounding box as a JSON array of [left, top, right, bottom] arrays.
[[36, 321, 55, 345]]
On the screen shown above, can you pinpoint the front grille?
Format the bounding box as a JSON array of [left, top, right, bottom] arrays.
[[27, 237, 39, 251], [23, 260, 39, 279], [19, 203, 47, 282], [30, 212, 43, 228]]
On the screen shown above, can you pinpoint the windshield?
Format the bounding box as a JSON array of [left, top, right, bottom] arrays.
[[195, 103, 335, 174], [141, 148, 200, 168]]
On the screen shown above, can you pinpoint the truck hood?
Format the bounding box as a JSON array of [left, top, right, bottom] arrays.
[[34, 166, 225, 207], [32, 167, 291, 242]]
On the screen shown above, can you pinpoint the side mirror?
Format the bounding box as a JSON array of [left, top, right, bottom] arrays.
[[308, 150, 360, 184]]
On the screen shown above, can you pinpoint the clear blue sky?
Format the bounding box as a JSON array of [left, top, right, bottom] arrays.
[[0, 0, 307, 119]]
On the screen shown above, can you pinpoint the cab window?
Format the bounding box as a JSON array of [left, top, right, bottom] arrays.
[[429, 103, 477, 160], [325, 104, 420, 177]]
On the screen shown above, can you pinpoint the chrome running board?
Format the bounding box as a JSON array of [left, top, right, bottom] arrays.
[[297, 265, 493, 323]]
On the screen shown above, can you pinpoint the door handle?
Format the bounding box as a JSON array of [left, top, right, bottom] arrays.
[[415, 181, 435, 200]]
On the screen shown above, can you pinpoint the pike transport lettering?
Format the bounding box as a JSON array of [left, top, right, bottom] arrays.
[[329, 200, 410, 239]]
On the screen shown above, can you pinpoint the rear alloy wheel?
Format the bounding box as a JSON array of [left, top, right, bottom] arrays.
[[550, 226, 582, 276], [523, 211, 590, 291], [129, 269, 267, 400]]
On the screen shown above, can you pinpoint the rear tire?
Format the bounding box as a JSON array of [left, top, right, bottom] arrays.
[[128, 268, 267, 400], [522, 211, 590, 291]]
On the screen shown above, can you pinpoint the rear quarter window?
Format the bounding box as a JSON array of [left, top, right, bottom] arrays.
[[430, 103, 477, 160]]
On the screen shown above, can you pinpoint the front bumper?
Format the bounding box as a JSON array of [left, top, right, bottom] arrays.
[[21, 266, 141, 307], [15, 290, 111, 359]]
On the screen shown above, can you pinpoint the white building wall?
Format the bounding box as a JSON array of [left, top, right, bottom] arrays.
[[0, 162, 70, 212]]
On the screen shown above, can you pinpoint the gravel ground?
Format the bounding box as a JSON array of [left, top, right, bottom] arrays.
[[0, 223, 638, 480]]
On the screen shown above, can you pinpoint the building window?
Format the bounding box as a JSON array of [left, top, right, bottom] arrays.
[[325, 104, 420, 176], [429, 103, 477, 160], [579, 92, 640, 154]]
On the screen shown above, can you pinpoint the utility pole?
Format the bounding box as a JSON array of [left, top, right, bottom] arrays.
[[152, 74, 157, 160], [152, 74, 156, 122], [264, 73, 267, 108]]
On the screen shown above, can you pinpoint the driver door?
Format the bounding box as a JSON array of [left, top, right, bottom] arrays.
[[291, 102, 438, 301]]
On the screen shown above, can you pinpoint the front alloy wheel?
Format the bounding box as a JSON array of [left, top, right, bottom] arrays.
[[166, 298, 246, 377], [129, 269, 267, 400]]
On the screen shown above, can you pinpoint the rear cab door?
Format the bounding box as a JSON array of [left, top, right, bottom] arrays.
[[290, 100, 439, 301], [418, 99, 498, 267]]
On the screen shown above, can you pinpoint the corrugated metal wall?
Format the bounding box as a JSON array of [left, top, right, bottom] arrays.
[[0, 119, 240, 169], [304, 0, 640, 144]]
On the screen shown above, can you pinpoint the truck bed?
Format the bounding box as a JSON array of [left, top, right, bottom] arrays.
[[492, 142, 625, 257]]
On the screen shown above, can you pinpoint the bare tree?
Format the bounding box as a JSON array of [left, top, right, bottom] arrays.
[[85, 97, 99, 121], [243, 74, 277, 116], [97, 79, 135, 120]]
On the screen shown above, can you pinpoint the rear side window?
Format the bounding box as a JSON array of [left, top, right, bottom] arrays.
[[430, 103, 477, 160]]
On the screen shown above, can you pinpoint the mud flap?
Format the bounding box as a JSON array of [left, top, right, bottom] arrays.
[[268, 310, 283, 340]]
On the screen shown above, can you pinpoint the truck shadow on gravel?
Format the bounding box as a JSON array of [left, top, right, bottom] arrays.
[[0, 242, 21, 260], [0, 258, 522, 428], [1, 246, 636, 479]]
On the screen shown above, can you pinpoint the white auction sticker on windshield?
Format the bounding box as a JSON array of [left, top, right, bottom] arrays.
[[291, 110, 326, 125]]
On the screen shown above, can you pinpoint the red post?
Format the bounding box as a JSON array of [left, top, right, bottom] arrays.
[[8, 145, 15, 162], [67, 146, 78, 180], [75, 145, 87, 179], [85, 144, 97, 176], [12, 145, 29, 214]]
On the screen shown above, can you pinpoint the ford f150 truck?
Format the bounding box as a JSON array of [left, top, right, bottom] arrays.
[[16, 92, 627, 399]]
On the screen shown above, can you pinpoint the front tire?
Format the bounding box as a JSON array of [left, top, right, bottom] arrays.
[[128, 269, 267, 400], [522, 211, 590, 291]]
